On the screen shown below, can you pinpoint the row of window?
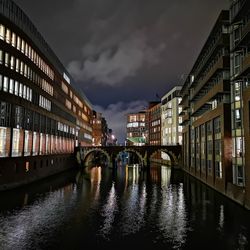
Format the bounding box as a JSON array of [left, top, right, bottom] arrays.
[[0, 74, 32, 102], [0, 126, 75, 158], [0, 49, 53, 96], [0, 23, 54, 80], [39, 95, 51, 111]]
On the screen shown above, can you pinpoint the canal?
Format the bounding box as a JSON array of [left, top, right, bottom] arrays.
[[0, 164, 250, 250]]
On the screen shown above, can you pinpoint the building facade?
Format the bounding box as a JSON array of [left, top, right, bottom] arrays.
[[92, 111, 107, 146], [147, 102, 161, 145], [230, 0, 250, 208], [126, 111, 146, 146], [180, 11, 232, 196], [161, 86, 182, 146], [0, 0, 93, 190]]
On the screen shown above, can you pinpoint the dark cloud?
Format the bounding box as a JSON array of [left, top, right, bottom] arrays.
[[13, 0, 229, 142]]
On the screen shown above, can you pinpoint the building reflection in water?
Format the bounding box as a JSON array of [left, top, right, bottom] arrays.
[[90, 166, 102, 204]]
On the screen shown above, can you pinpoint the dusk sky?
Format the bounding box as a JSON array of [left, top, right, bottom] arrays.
[[13, 0, 228, 143]]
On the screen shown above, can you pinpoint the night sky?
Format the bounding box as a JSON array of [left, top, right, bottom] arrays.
[[12, 0, 228, 143]]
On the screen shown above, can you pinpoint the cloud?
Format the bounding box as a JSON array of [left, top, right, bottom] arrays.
[[93, 100, 148, 144], [67, 31, 165, 86]]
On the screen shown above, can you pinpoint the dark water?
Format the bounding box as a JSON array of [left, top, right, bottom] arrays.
[[0, 165, 250, 250]]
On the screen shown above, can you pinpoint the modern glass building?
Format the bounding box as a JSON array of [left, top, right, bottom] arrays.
[[161, 86, 182, 146], [0, 0, 93, 190]]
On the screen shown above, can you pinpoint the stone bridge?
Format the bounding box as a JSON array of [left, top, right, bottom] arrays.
[[75, 145, 182, 169]]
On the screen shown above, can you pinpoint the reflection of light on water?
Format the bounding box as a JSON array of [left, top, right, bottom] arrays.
[[0, 187, 77, 250], [158, 183, 187, 248], [120, 181, 146, 235], [218, 205, 224, 230], [161, 166, 171, 188], [99, 182, 117, 239], [90, 167, 102, 204]]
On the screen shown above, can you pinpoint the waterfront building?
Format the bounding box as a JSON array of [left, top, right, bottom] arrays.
[[161, 86, 182, 146], [180, 11, 231, 196], [147, 101, 161, 145], [92, 111, 107, 146], [230, 0, 250, 208], [0, 0, 93, 190], [126, 111, 146, 146]]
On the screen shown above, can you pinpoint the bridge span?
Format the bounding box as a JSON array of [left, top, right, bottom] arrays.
[[75, 145, 182, 169]]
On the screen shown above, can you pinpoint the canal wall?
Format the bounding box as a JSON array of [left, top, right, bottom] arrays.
[[183, 169, 248, 210], [0, 154, 76, 191]]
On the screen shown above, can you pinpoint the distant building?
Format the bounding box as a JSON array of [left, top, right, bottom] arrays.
[[92, 111, 104, 146], [126, 111, 146, 146], [147, 102, 161, 145], [106, 129, 117, 146], [161, 86, 182, 146]]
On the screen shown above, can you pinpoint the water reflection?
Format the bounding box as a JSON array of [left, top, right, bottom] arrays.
[[99, 182, 118, 239], [0, 165, 250, 250]]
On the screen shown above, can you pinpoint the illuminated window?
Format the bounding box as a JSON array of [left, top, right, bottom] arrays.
[[10, 56, 14, 69], [0, 50, 3, 64], [5, 52, 9, 67], [12, 128, 20, 157], [11, 32, 16, 47], [5, 29, 10, 43], [0, 127, 7, 157], [16, 58, 19, 72], [14, 81, 18, 95], [0, 24, 5, 40], [19, 83, 23, 97], [3, 76, 8, 92], [17, 36, 21, 50], [9, 79, 14, 94], [32, 132, 37, 155]]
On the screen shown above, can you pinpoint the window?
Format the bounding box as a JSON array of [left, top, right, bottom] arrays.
[[5, 29, 10, 43], [215, 162, 222, 178], [12, 128, 20, 157], [11, 32, 16, 47], [9, 79, 14, 94], [0, 25, 5, 40], [0, 127, 7, 157], [5, 52, 9, 67], [0, 50, 3, 64], [17, 36, 21, 50], [235, 109, 241, 129], [24, 130, 30, 156], [3, 77, 8, 92], [10, 56, 15, 70], [14, 81, 19, 96], [233, 165, 244, 186], [214, 116, 221, 134]]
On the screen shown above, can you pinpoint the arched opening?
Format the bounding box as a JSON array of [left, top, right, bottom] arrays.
[[149, 149, 176, 166], [83, 149, 110, 167], [115, 149, 144, 167]]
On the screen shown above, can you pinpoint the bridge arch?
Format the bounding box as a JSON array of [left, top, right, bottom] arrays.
[[82, 148, 111, 166], [149, 148, 179, 166], [114, 148, 144, 165]]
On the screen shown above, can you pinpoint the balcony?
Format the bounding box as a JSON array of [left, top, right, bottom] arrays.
[[180, 96, 189, 110], [240, 53, 250, 75], [192, 80, 230, 115], [233, 20, 250, 51], [191, 56, 229, 101], [193, 35, 229, 83]]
